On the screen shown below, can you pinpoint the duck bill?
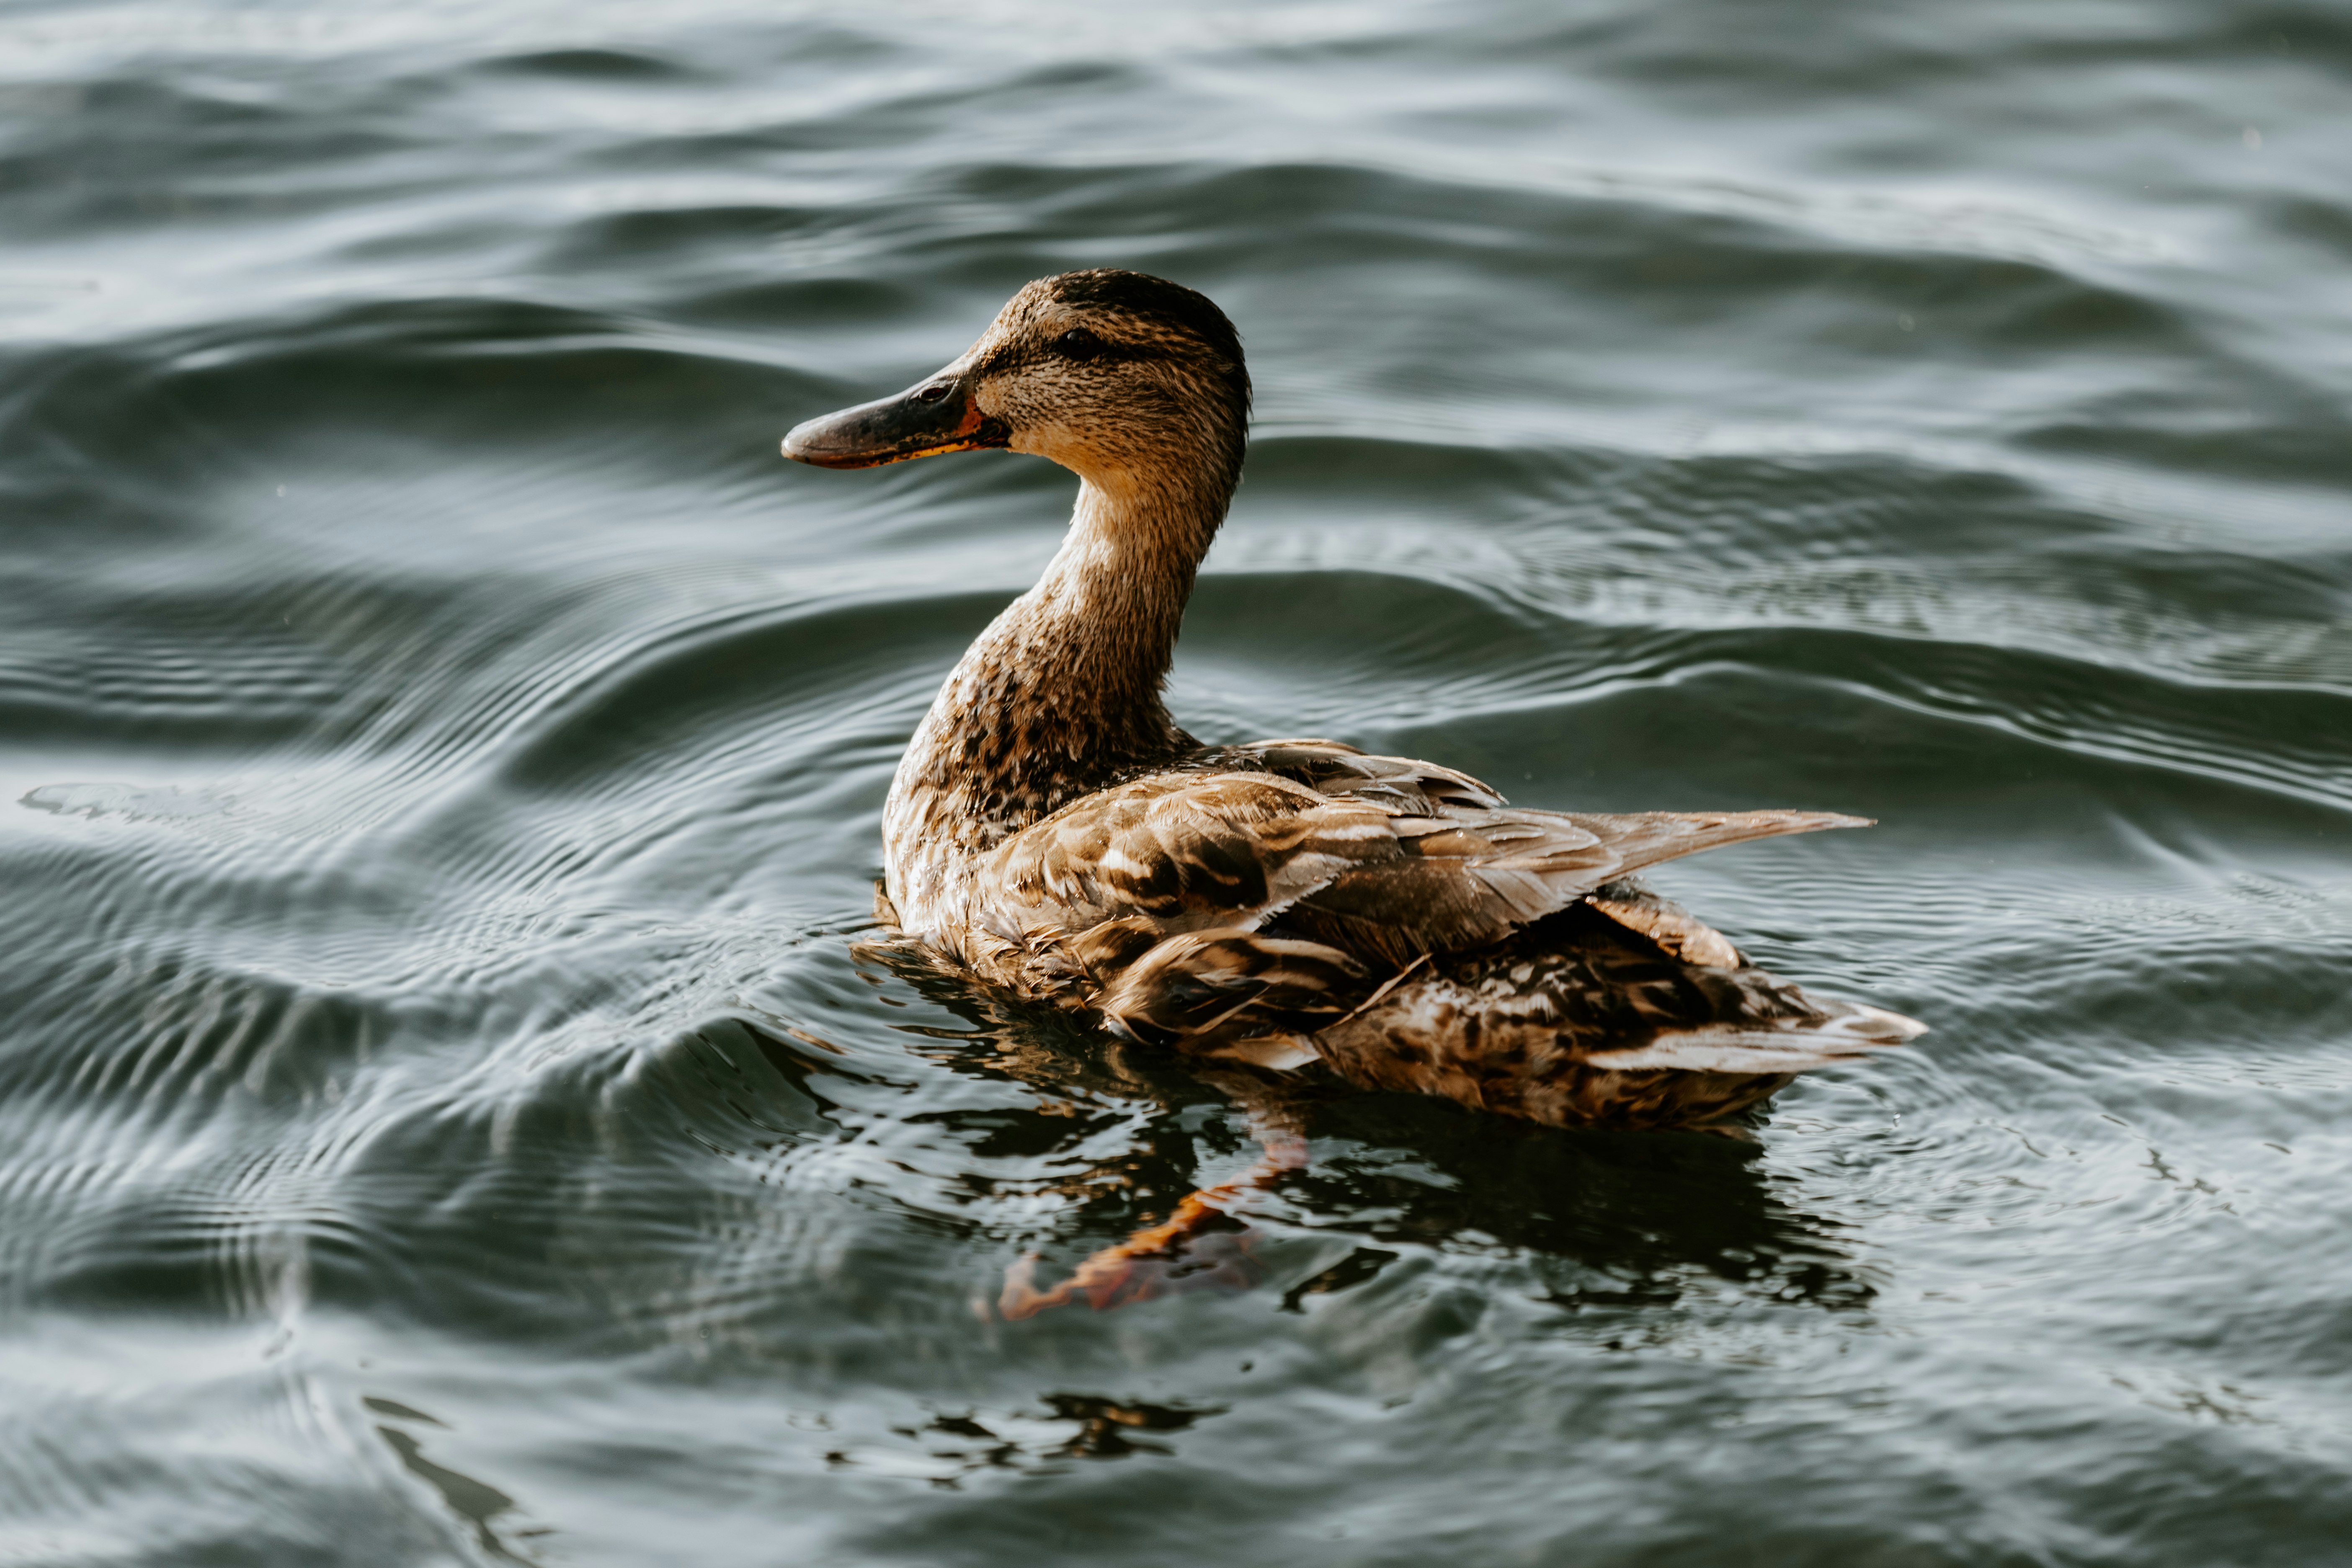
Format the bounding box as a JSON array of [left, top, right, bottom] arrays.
[[781, 375, 1011, 469]]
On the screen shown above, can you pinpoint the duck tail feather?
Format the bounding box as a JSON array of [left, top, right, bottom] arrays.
[[1581, 999, 1926, 1075]]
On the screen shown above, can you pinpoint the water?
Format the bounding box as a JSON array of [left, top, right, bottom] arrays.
[[3, 1, 2348, 1562]]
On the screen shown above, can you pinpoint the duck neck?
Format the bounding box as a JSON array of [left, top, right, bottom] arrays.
[[888, 464, 1230, 888]]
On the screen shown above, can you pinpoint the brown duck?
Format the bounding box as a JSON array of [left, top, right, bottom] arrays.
[[784, 269, 1921, 1147]]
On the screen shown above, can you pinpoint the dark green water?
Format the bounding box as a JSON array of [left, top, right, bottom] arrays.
[[4, 2, 2349, 1563]]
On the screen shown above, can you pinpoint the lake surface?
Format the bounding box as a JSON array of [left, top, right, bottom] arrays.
[[3, 2, 2349, 1563]]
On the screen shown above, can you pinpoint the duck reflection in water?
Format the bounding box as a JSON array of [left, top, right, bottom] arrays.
[[782, 270, 1916, 1314], [825, 946, 1875, 1321]]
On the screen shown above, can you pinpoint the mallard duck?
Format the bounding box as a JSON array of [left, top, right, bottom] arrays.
[[784, 269, 1921, 1141]]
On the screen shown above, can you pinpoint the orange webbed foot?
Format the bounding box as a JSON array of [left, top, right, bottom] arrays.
[[998, 1126, 1309, 1320]]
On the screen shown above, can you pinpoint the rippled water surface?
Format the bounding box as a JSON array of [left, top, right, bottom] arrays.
[[5, 2, 2350, 1562]]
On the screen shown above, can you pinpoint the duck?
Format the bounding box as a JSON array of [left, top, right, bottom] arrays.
[[782, 268, 1922, 1143]]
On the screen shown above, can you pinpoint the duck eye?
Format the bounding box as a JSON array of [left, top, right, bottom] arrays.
[[1054, 328, 1104, 359]]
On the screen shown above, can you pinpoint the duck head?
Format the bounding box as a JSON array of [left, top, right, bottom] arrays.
[[782, 269, 1250, 500]]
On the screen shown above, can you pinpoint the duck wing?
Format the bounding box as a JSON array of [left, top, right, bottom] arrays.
[[983, 750, 1857, 955], [980, 768, 1399, 943], [1274, 805, 1863, 968], [975, 768, 1392, 1041], [1226, 736, 1861, 966], [977, 744, 1869, 1055]]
